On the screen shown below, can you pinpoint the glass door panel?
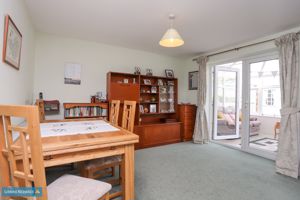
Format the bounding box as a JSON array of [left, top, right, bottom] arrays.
[[247, 59, 280, 154], [213, 67, 240, 140]]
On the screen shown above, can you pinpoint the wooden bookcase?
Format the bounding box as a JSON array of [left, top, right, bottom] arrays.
[[107, 72, 181, 149], [63, 102, 108, 119]]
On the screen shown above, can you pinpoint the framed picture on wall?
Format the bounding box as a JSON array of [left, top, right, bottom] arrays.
[[189, 71, 198, 90], [64, 63, 82, 85], [165, 69, 174, 78], [2, 15, 22, 70]]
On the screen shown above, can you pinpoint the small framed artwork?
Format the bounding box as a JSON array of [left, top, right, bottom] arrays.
[[146, 69, 153, 76], [143, 79, 151, 85], [189, 71, 198, 90], [134, 66, 141, 75], [64, 63, 81, 85], [151, 86, 157, 93], [123, 78, 129, 83], [150, 104, 157, 113], [2, 15, 22, 70], [165, 69, 174, 78]]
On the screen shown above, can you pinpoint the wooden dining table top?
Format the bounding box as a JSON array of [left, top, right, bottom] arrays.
[[3, 119, 139, 162], [39, 119, 139, 154]]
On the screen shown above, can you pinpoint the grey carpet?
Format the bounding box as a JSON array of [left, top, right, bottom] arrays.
[[46, 142, 300, 200], [134, 142, 300, 200]]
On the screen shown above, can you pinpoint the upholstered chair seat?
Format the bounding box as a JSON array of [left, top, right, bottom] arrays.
[[48, 174, 112, 200]]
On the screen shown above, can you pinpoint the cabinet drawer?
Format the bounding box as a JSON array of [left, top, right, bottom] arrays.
[[183, 116, 196, 124], [183, 125, 194, 133], [181, 105, 196, 111], [183, 112, 196, 118], [182, 128, 193, 141]]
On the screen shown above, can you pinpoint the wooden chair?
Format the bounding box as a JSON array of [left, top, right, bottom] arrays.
[[81, 100, 121, 180], [109, 100, 120, 126], [0, 105, 111, 200], [121, 100, 136, 132], [35, 99, 46, 122], [81, 100, 136, 199], [274, 121, 280, 139]]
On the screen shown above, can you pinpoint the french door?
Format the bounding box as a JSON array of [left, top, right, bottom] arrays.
[[213, 67, 240, 140], [212, 53, 280, 160]]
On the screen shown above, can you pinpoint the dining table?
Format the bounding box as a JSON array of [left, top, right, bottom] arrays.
[[0, 118, 139, 200]]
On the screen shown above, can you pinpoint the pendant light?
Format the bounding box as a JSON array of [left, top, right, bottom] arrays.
[[159, 14, 184, 48]]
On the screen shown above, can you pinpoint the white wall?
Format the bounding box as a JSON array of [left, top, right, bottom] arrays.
[[33, 33, 185, 119], [0, 0, 36, 105]]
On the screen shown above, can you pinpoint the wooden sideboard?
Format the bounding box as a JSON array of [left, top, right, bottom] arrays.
[[134, 122, 181, 149], [177, 104, 197, 141]]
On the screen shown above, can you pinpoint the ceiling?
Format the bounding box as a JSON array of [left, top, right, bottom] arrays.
[[24, 0, 300, 57]]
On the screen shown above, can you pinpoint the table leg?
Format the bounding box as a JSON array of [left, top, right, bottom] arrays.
[[122, 144, 134, 200]]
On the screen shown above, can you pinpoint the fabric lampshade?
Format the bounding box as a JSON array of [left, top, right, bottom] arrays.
[[159, 28, 184, 47]]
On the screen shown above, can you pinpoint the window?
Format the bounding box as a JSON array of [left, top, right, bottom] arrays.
[[265, 89, 274, 106], [250, 59, 281, 117]]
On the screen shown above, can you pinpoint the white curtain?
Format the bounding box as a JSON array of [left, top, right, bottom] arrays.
[[275, 33, 300, 178], [193, 56, 209, 144]]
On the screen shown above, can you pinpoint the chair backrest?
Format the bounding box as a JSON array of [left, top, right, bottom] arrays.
[[121, 101, 136, 132], [35, 99, 45, 122], [0, 105, 47, 199], [109, 100, 120, 126]]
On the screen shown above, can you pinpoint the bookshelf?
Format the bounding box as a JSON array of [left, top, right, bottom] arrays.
[[107, 72, 181, 149], [63, 102, 108, 119]]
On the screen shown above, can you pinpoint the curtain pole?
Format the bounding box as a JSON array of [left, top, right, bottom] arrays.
[[193, 31, 300, 61]]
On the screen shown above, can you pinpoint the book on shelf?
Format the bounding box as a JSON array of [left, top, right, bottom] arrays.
[[65, 106, 108, 118]]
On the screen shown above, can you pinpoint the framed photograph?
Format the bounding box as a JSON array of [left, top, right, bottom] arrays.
[[146, 69, 153, 76], [189, 71, 198, 90], [165, 69, 174, 78], [150, 104, 157, 113], [64, 63, 81, 85], [134, 66, 141, 75], [123, 78, 129, 84], [151, 86, 157, 93], [143, 79, 151, 85], [2, 15, 22, 70]]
